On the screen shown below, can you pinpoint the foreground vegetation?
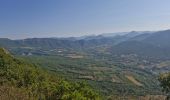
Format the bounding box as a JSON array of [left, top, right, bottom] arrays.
[[159, 73, 170, 100], [0, 48, 100, 100]]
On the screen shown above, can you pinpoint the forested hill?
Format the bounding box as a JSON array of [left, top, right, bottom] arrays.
[[0, 48, 100, 100]]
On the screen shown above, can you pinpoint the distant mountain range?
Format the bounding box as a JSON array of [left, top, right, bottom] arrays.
[[110, 30, 170, 59], [0, 29, 170, 59]]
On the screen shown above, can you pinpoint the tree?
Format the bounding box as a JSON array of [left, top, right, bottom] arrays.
[[159, 73, 170, 100]]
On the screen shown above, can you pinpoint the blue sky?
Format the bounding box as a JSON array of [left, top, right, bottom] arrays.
[[0, 0, 170, 39]]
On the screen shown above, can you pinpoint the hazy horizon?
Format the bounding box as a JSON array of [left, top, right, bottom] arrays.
[[0, 0, 170, 39], [0, 29, 166, 40]]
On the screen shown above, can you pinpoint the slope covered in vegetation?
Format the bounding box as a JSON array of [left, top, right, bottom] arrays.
[[0, 48, 100, 100]]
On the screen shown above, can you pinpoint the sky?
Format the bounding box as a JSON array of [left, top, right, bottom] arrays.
[[0, 0, 170, 39]]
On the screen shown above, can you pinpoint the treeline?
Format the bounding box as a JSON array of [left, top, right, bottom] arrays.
[[0, 48, 101, 100]]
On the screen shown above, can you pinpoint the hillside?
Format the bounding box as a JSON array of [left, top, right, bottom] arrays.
[[0, 48, 100, 100], [106, 30, 170, 60], [142, 30, 170, 49], [110, 41, 170, 59], [0, 30, 170, 98]]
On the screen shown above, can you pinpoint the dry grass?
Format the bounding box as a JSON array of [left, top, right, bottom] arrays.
[[157, 61, 170, 68], [66, 54, 84, 59], [0, 85, 31, 100], [108, 95, 166, 100], [78, 75, 94, 80], [90, 67, 112, 71], [125, 75, 143, 86], [111, 75, 121, 83]]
